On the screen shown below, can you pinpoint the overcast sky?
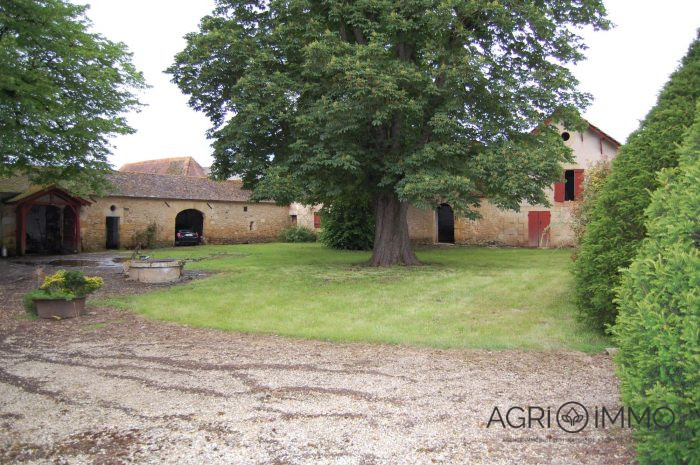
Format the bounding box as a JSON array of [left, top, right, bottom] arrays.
[[78, 0, 699, 169]]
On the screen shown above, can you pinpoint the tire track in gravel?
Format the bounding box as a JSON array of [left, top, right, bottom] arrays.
[[0, 306, 635, 464]]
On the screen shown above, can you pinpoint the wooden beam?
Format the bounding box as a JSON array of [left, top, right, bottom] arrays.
[[17, 204, 27, 255]]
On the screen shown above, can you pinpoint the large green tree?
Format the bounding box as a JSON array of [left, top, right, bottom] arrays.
[[0, 0, 145, 192], [170, 0, 609, 265], [574, 35, 700, 330]]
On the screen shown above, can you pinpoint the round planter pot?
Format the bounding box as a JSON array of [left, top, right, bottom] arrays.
[[35, 297, 86, 319]]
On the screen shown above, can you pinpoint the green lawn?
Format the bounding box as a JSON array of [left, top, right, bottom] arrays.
[[101, 243, 608, 352]]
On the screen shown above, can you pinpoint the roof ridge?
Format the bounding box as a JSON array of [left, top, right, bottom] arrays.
[[112, 171, 239, 182], [585, 121, 622, 147]]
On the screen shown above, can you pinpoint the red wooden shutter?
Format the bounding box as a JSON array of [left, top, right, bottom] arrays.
[[313, 213, 321, 229], [554, 181, 565, 202], [573, 169, 585, 200]]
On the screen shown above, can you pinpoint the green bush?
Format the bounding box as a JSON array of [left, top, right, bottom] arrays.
[[320, 198, 374, 251], [612, 107, 700, 465], [574, 36, 700, 330], [570, 159, 611, 248], [280, 226, 317, 243], [40, 269, 103, 297], [131, 221, 158, 249]]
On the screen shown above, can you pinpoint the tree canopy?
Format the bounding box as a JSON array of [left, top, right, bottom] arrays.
[[0, 0, 145, 192], [170, 0, 609, 265]]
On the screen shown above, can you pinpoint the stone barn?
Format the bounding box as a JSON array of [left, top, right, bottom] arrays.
[[406, 121, 620, 247], [80, 172, 292, 251], [0, 171, 292, 255]]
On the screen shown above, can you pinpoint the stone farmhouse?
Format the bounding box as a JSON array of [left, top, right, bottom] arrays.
[[406, 121, 620, 247], [0, 122, 617, 256]]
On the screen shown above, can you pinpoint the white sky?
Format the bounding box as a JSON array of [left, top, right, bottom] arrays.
[[78, 0, 700, 169]]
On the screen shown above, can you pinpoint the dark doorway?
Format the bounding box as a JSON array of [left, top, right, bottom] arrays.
[[25, 205, 62, 254], [62, 207, 77, 252], [437, 204, 455, 243], [175, 209, 204, 237], [106, 217, 120, 249]]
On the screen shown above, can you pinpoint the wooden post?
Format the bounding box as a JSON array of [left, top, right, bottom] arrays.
[[73, 204, 81, 253]]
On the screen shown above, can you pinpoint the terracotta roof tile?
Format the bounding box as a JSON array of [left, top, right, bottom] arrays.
[[119, 157, 207, 177], [1, 173, 258, 203], [105, 172, 259, 202]]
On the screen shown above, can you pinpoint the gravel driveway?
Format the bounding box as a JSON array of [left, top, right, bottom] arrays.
[[0, 259, 634, 464]]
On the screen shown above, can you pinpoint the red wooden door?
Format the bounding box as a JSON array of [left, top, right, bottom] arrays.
[[528, 211, 551, 247]]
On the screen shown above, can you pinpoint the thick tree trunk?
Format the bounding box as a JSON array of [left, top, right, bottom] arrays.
[[370, 191, 421, 266]]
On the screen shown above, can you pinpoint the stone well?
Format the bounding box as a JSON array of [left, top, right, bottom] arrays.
[[126, 259, 183, 283]]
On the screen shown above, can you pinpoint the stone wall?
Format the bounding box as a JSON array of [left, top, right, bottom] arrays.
[[407, 206, 435, 243], [407, 200, 576, 248], [454, 200, 575, 247], [80, 196, 291, 251], [288, 203, 322, 231]]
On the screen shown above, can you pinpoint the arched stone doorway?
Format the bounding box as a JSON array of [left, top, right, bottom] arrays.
[[437, 204, 455, 243], [175, 209, 204, 244]]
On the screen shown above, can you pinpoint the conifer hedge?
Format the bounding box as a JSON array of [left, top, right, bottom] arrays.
[[612, 104, 700, 465], [574, 36, 700, 330]]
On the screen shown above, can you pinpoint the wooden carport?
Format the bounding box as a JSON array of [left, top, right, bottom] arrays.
[[6, 186, 91, 255]]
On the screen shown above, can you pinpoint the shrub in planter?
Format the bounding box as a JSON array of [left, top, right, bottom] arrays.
[[24, 270, 104, 318], [280, 226, 317, 243], [612, 108, 700, 465], [23, 290, 74, 317]]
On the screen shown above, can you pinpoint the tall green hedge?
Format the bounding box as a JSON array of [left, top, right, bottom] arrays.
[[574, 36, 700, 330], [612, 104, 700, 465]]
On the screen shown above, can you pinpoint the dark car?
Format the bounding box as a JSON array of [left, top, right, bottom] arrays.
[[175, 229, 201, 246]]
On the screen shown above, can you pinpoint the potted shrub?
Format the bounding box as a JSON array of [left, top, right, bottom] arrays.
[[24, 270, 104, 319]]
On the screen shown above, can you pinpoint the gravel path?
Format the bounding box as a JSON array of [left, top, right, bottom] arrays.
[[0, 258, 635, 464]]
